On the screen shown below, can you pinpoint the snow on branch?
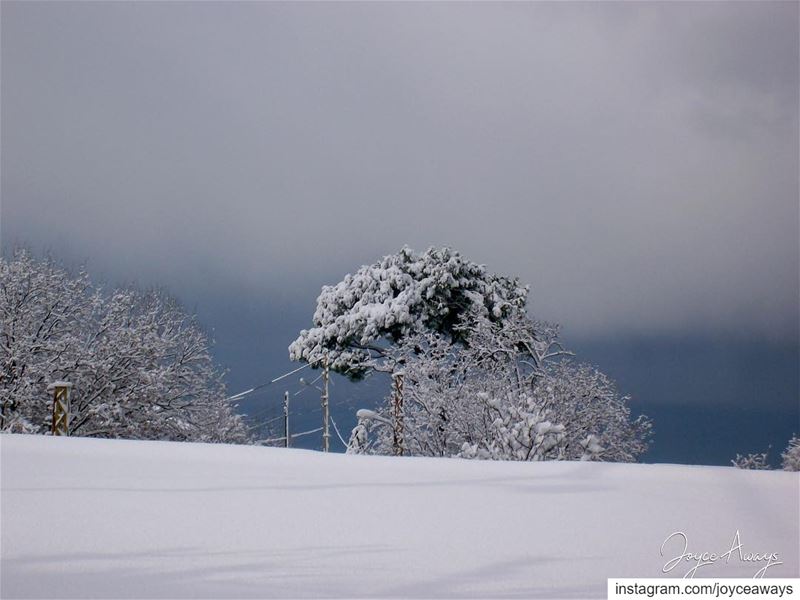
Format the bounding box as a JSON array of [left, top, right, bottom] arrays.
[[289, 246, 529, 379], [0, 249, 248, 443]]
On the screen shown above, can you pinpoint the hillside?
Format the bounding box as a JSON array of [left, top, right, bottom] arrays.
[[2, 434, 798, 598]]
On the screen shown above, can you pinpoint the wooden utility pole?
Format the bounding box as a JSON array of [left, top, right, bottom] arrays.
[[47, 381, 72, 436], [391, 372, 404, 456], [321, 355, 330, 452], [284, 390, 290, 448]]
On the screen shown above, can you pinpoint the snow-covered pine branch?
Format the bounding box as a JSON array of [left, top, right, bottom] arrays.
[[289, 246, 529, 378]]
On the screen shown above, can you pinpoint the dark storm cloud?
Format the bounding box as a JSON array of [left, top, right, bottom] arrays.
[[2, 1, 797, 340]]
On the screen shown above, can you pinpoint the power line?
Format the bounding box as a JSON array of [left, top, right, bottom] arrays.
[[225, 361, 319, 402], [329, 415, 349, 449], [227, 355, 371, 452], [227, 355, 366, 403], [292, 372, 324, 396], [240, 402, 286, 422], [293, 426, 323, 439], [244, 414, 285, 432], [257, 426, 323, 445], [244, 399, 324, 428]]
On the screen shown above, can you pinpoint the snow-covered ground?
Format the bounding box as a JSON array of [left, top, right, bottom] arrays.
[[2, 434, 798, 599]]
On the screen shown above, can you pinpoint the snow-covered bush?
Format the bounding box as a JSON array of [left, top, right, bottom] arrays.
[[781, 436, 799, 471], [732, 452, 772, 470], [346, 409, 391, 455], [289, 246, 529, 378], [0, 249, 248, 443], [531, 362, 652, 462], [353, 312, 650, 462], [458, 393, 566, 461], [732, 435, 800, 471], [346, 420, 369, 455]]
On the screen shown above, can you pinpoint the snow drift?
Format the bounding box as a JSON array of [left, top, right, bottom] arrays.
[[1, 434, 798, 598]]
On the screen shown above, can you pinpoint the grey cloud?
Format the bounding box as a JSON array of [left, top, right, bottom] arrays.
[[1, 1, 797, 341]]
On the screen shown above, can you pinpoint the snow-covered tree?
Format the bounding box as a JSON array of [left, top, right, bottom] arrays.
[[289, 246, 529, 378], [1, 251, 93, 432], [353, 312, 650, 462], [308, 246, 649, 462], [0, 249, 248, 443], [781, 436, 800, 471]]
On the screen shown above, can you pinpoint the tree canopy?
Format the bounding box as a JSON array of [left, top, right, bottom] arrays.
[[289, 246, 529, 378], [0, 249, 248, 443]]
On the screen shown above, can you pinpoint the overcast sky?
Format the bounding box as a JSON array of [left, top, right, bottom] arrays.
[[2, 1, 798, 344]]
